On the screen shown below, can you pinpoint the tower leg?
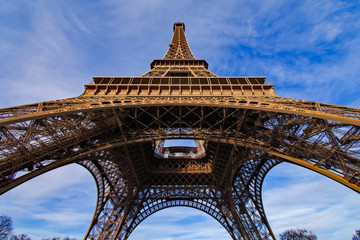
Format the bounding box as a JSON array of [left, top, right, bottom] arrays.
[[81, 159, 133, 240], [228, 158, 278, 239]]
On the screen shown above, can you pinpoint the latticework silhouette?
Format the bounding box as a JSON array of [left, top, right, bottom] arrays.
[[0, 22, 359, 240]]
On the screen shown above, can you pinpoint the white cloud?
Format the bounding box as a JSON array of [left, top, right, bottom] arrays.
[[0, 164, 96, 240], [2, 0, 359, 106], [263, 163, 360, 240], [130, 207, 230, 240]]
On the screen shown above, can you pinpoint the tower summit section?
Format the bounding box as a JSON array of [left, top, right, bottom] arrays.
[[83, 22, 275, 97]]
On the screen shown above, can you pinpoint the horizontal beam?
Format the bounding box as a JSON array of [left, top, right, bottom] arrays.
[[1, 98, 359, 126]]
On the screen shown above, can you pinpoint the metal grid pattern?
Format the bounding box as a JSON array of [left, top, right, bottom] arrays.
[[0, 23, 359, 240], [164, 22, 195, 60]]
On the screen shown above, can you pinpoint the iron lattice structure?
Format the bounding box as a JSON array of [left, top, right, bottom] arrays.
[[1, 22, 360, 240]]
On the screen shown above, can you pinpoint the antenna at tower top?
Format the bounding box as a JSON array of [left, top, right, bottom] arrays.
[[173, 22, 185, 32]]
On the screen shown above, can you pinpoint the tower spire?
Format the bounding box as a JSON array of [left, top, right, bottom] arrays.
[[164, 22, 195, 60]]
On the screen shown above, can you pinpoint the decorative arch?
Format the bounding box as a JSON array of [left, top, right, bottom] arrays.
[[122, 198, 236, 239]]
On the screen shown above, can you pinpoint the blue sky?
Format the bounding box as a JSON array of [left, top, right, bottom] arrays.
[[0, 0, 359, 239]]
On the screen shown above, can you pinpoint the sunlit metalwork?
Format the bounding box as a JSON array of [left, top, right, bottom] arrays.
[[0, 22, 359, 240]]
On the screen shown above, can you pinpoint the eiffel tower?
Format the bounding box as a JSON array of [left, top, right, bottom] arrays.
[[1, 22, 359, 240]]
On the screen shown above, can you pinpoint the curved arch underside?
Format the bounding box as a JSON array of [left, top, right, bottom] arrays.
[[1, 97, 359, 239], [80, 157, 278, 240]]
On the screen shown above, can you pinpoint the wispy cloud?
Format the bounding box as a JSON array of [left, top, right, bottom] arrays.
[[130, 207, 230, 240], [263, 163, 360, 239], [1, 0, 359, 106], [0, 165, 96, 239], [0, 1, 92, 107]]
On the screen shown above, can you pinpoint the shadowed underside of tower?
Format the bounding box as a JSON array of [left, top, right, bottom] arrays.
[[0, 23, 359, 240]]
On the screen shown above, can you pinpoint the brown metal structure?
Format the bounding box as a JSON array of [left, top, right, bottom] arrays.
[[0, 22, 360, 239]]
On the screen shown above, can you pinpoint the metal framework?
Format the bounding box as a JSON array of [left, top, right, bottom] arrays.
[[0, 22, 359, 240]]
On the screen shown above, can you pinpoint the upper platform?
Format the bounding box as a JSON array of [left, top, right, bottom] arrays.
[[150, 22, 209, 70]]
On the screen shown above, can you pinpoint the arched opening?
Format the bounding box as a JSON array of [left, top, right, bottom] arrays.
[[262, 162, 360, 240], [129, 206, 231, 240], [0, 164, 97, 240], [1, 161, 359, 239]]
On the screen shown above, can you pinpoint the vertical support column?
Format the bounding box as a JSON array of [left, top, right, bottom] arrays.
[[227, 158, 277, 239], [81, 159, 133, 240]]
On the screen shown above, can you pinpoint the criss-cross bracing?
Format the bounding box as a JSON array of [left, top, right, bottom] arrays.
[[0, 23, 359, 240]]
